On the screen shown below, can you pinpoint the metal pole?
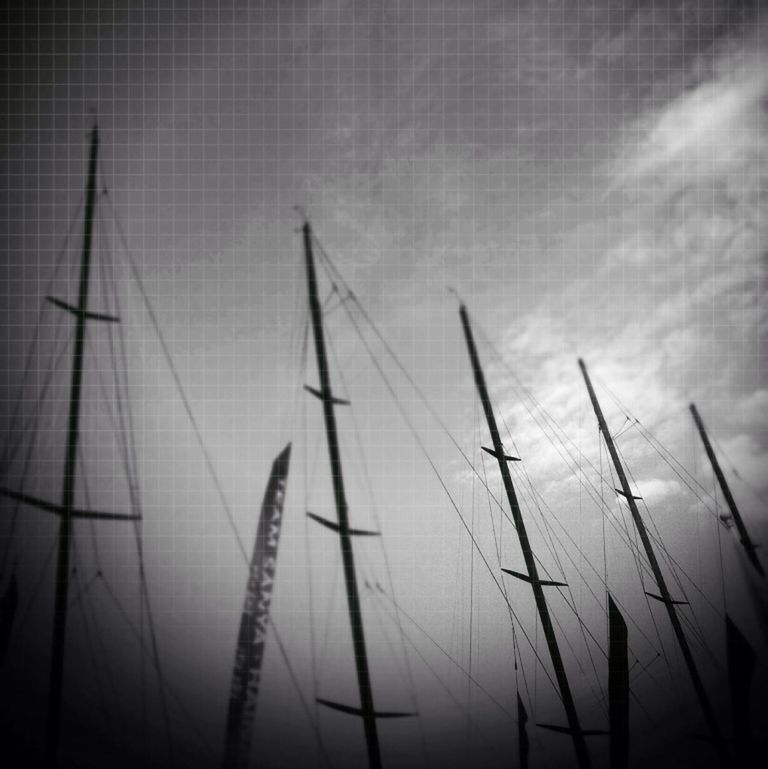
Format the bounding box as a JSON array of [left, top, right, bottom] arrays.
[[303, 223, 381, 769], [579, 360, 727, 765], [459, 305, 591, 769], [689, 403, 763, 577], [45, 124, 99, 766]]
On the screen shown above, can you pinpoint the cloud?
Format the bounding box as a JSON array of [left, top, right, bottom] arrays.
[[719, 432, 768, 494], [614, 50, 767, 198], [633, 477, 682, 505], [734, 390, 768, 430], [485, 39, 766, 516]]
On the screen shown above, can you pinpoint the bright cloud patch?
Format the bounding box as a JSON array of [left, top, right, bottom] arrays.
[[617, 54, 767, 194], [491, 40, 766, 518], [633, 477, 682, 505]]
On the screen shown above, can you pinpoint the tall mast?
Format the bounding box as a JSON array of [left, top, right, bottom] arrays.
[[578, 360, 727, 765], [689, 403, 763, 577], [45, 124, 100, 766], [0, 125, 143, 763], [459, 305, 591, 769], [302, 222, 382, 769]]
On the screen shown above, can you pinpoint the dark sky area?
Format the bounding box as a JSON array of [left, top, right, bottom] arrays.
[[0, 2, 766, 768]]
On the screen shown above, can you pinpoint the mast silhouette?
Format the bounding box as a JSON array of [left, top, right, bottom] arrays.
[[578, 360, 727, 766], [459, 305, 592, 769], [0, 125, 140, 765], [302, 222, 382, 769], [46, 124, 101, 766], [689, 403, 764, 577]]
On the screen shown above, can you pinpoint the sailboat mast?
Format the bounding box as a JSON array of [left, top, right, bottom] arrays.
[[45, 124, 100, 766], [302, 222, 382, 769], [459, 306, 591, 769], [689, 403, 764, 577], [578, 360, 727, 765]]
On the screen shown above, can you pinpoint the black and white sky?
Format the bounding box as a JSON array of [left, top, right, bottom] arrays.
[[1, 2, 766, 768]]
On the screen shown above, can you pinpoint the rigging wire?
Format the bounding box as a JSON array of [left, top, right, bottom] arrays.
[[466, 331, 669, 659], [375, 586, 515, 721], [464, 335, 673, 710], [467, 394, 478, 754], [370, 587, 511, 768], [97, 572, 220, 762], [312, 304, 431, 767], [315, 302, 584, 736], [498, 418, 608, 712], [309, 231, 660, 715], [614, 440, 722, 666], [711, 430, 768, 508], [592, 375, 729, 526], [465, 348, 678, 732], [301, 300, 352, 692], [97, 200, 177, 767], [470, 329, 709, 604], [102, 191, 331, 762], [270, 620, 334, 769], [101, 190, 250, 563], [328, 286, 562, 698], [312, 230, 756, 641], [297, 306, 324, 728], [487, 401, 611, 718], [602, 435, 673, 671], [475, 328, 727, 662], [71, 462, 130, 735], [69, 537, 121, 757], [0, 325, 73, 575], [587, 411, 689, 693], [0, 195, 84, 476], [473, 331, 661, 588], [466, 331, 666, 603], [14, 538, 57, 636], [713, 480, 728, 615], [317, 289, 429, 762], [0, 236, 77, 574], [336, 280, 680, 716], [272, 224, 728, 760], [631, 419, 726, 525]]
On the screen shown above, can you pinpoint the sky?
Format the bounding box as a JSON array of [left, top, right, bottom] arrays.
[[0, 1, 766, 768]]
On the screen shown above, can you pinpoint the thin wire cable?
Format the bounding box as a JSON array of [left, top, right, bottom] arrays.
[[104, 195, 329, 761], [0, 196, 84, 473], [317, 292, 428, 761], [97, 574, 219, 761], [97, 203, 176, 766], [376, 587, 515, 720], [270, 620, 334, 769], [370, 587, 510, 767], [102, 190, 249, 562], [334, 296, 561, 697]]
